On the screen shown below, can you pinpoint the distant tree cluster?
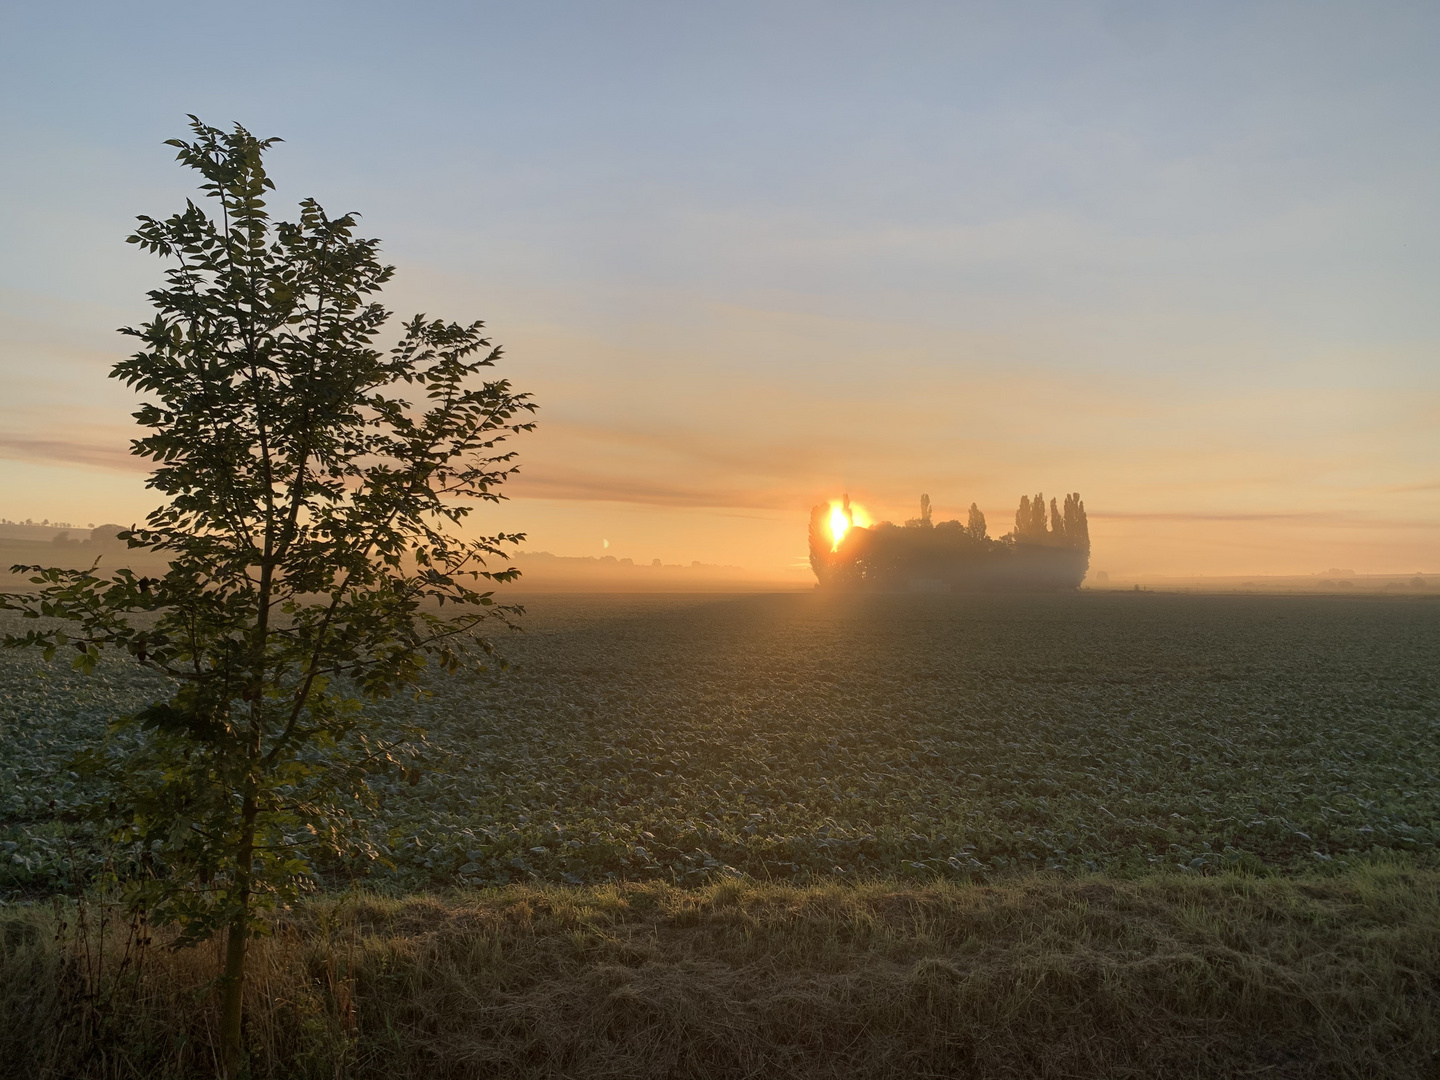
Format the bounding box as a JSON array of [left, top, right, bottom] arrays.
[[1012, 492, 1089, 548], [809, 491, 1089, 590], [1, 517, 78, 528], [46, 525, 129, 548]]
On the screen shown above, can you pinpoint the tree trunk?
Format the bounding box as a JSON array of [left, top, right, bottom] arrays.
[[219, 909, 248, 1079], [219, 797, 257, 1080]]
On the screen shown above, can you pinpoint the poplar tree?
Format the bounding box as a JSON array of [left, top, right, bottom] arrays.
[[1062, 492, 1089, 547], [1, 118, 535, 1078], [1015, 493, 1050, 539], [966, 502, 987, 541], [1030, 492, 1049, 535]]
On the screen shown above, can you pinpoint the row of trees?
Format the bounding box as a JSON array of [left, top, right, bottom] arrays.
[[899, 494, 989, 540], [809, 491, 1090, 589], [865, 490, 1089, 549], [1013, 492, 1089, 547], [49, 525, 129, 548]]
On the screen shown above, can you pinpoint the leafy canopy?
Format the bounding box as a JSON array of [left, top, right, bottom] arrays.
[[2, 117, 536, 943]]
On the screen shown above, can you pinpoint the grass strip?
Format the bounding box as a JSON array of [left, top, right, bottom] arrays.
[[3, 862, 1438, 1079]]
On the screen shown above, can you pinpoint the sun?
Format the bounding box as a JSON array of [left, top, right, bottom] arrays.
[[827, 498, 871, 551]]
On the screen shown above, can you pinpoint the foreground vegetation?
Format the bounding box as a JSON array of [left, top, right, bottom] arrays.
[[4, 864, 1438, 1079]]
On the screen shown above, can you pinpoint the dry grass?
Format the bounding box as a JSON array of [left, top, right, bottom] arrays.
[[3, 863, 1439, 1079]]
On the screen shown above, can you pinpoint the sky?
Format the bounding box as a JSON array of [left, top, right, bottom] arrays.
[[1, 0, 1436, 581]]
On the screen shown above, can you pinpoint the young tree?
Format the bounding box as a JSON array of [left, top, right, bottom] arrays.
[[1, 118, 535, 1078]]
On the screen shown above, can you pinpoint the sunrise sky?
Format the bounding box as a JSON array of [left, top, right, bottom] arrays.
[[2, 1, 1436, 581]]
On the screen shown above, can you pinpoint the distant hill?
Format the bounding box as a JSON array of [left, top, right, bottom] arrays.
[[0, 524, 168, 588]]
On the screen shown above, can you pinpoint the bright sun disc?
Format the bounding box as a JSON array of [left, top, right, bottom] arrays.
[[827, 499, 869, 550]]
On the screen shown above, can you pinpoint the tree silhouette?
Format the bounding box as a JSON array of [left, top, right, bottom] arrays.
[[966, 502, 987, 541], [1015, 493, 1051, 539], [808, 502, 831, 580], [906, 493, 934, 528], [1062, 492, 1088, 546]]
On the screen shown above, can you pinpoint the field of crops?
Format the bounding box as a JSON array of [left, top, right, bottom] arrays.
[[3, 591, 1438, 894]]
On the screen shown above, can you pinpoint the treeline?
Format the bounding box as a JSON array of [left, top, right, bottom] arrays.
[[808, 491, 1090, 590], [894, 494, 991, 540], [47, 525, 129, 548], [1011, 492, 1088, 547], [861, 492, 1089, 549], [0, 517, 78, 528]]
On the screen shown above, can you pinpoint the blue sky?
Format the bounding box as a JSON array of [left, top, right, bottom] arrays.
[[2, 1, 1436, 576]]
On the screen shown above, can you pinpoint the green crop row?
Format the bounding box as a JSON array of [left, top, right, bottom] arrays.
[[3, 591, 1437, 895]]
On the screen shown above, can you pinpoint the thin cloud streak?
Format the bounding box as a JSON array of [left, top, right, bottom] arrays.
[[510, 467, 795, 511], [1378, 480, 1440, 494], [1094, 510, 1440, 530], [0, 436, 142, 472]]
